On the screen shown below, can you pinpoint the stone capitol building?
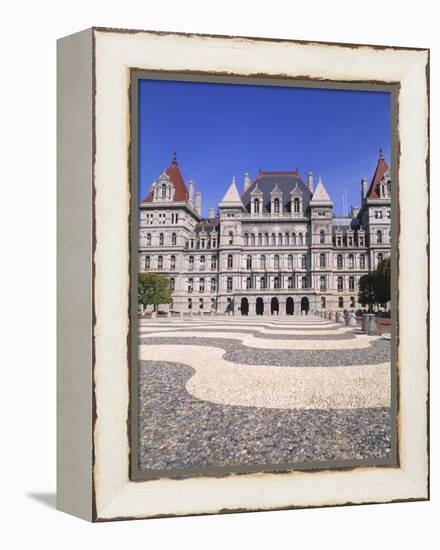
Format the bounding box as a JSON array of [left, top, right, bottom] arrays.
[[139, 151, 391, 315]]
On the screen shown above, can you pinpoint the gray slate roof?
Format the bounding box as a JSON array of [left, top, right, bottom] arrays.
[[241, 173, 312, 213]]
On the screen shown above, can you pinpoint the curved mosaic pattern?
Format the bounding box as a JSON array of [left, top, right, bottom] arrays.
[[137, 315, 392, 471]]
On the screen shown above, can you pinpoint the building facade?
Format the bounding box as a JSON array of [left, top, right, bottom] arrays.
[[139, 151, 391, 315]]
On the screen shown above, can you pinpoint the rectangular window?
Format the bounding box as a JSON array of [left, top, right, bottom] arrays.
[[226, 277, 233, 291], [210, 277, 216, 292], [188, 278, 193, 293], [199, 278, 205, 292]]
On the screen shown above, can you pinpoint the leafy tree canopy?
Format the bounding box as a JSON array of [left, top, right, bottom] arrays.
[[138, 273, 172, 311]]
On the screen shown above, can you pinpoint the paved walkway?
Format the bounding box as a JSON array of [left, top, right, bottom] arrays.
[[137, 315, 392, 472]]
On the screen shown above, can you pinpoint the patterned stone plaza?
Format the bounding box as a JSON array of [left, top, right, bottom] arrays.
[[138, 314, 392, 472]]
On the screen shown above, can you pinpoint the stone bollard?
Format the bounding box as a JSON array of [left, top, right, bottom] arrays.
[[346, 312, 357, 327], [367, 316, 382, 336], [336, 312, 345, 323], [362, 313, 375, 333]]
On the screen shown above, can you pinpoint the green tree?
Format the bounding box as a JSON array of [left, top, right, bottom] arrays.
[[138, 273, 172, 312], [375, 257, 391, 306], [358, 273, 377, 311]]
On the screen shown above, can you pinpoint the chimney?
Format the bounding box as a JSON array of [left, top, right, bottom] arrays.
[[361, 177, 368, 200], [208, 207, 215, 219], [243, 172, 252, 192], [308, 172, 313, 193], [195, 192, 202, 215], [188, 180, 195, 205]]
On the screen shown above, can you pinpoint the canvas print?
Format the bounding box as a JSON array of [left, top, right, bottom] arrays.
[[134, 78, 396, 478]]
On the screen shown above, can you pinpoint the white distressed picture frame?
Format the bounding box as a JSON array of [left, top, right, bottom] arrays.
[[57, 27, 429, 522]]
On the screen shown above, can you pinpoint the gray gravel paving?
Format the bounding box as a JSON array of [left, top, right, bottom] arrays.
[[139, 336, 391, 367], [138, 360, 392, 471]]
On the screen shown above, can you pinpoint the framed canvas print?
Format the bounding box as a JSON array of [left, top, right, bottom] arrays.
[[57, 27, 429, 521]]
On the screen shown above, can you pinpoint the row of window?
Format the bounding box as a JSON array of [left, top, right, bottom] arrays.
[[228, 253, 367, 270], [141, 212, 180, 225], [222, 274, 360, 292], [251, 197, 302, 214], [243, 231, 307, 246], [142, 229, 388, 249], [142, 252, 386, 271]]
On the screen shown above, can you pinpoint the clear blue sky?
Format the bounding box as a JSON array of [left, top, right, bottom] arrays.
[[138, 79, 391, 217]]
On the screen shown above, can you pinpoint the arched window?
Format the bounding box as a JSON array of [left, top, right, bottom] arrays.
[[301, 276, 307, 289], [377, 230, 383, 244], [301, 254, 307, 269], [161, 183, 167, 198], [273, 197, 280, 213], [258, 233, 262, 246], [227, 254, 233, 269], [274, 276, 281, 289], [377, 253, 384, 264], [274, 255, 280, 270], [159, 233, 164, 246], [278, 233, 283, 246], [157, 256, 163, 269], [246, 255, 252, 270], [244, 233, 249, 246], [171, 233, 177, 246], [294, 197, 300, 213], [298, 233, 304, 245], [288, 255, 293, 270], [200, 255, 205, 270], [321, 296, 326, 308], [337, 254, 343, 269], [319, 253, 326, 268], [319, 230, 325, 244], [292, 233, 297, 245], [339, 296, 344, 308], [264, 233, 269, 246], [260, 255, 266, 270], [144, 255, 150, 270], [146, 233, 151, 246], [251, 234, 256, 246], [170, 255, 176, 270], [285, 233, 290, 245], [188, 255, 194, 271], [271, 233, 276, 246], [337, 276, 343, 290], [254, 198, 260, 213], [360, 254, 366, 269], [228, 231, 234, 245], [320, 276, 326, 290], [348, 254, 354, 269]]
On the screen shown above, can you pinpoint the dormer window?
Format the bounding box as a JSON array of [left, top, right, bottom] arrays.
[[293, 198, 300, 213], [254, 198, 261, 213], [273, 198, 280, 213]]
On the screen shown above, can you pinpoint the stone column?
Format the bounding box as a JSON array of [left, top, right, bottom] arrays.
[[362, 313, 375, 333], [346, 312, 357, 327], [367, 316, 382, 335], [336, 312, 345, 323]]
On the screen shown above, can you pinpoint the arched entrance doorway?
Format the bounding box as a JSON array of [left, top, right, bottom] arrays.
[[240, 297, 249, 316], [271, 297, 279, 315], [286, 297, 294, 315], [301, 297, 309, 314], [256, 297, 264, 315]]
